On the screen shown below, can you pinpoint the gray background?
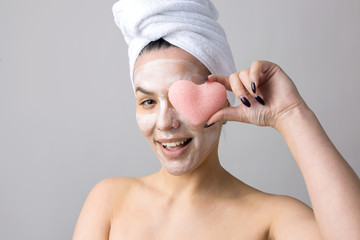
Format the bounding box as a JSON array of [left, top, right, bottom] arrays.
[[1, 0, 359, 239]]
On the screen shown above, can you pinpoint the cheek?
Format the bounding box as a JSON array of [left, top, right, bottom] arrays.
[[203, 127, 220, 149], [192, 124, 220, 152], [136, 112, 158, 135]]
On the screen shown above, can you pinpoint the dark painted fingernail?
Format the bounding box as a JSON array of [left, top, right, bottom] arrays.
[[204, 76, 208, 82], [251, 82, 256, 94], [240, 97, 251, 108], [255, 96, 265, 105], [204, 123, 215, 128]]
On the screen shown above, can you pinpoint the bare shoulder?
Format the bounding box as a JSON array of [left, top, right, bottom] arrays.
[[265, 194, 322, 240], [94, 176, 142, 194], [88, 177, 146, 211], [83, 177, 141, 204], [73, 177, 142, 240], [228, 181, 321, 240], [237, 186, 315, 221]]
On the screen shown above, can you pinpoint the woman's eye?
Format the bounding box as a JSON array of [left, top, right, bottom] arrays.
[[140, 99, 156, 106]]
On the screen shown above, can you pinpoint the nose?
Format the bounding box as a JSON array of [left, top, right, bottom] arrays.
[[157, 101, 180, 131]]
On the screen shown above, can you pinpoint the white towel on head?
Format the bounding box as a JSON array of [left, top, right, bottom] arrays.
[[112, 0, 236, 105]]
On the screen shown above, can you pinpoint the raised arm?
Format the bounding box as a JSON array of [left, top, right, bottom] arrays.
[[276, 103, 360, 240], [206, 60, 360, 239]]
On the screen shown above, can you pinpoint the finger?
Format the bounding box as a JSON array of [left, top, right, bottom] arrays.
[[206, 74, 232, 91], [249, 60, 279, 89], [249, 61, 271, 105], [236, 69, 265, 106], [250, 60, 272, 80], [228, 72, 252, 108], [206, 106, 247, 125]]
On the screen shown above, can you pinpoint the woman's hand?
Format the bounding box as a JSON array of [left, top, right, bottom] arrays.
[[207, 61, 360, 240], [206, 60, 308, 130]]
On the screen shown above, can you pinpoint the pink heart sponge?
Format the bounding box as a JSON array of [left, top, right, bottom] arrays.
[[168, 80, 227, 125]]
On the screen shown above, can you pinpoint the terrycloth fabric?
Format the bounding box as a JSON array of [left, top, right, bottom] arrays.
[[112, 0, 236, 104]]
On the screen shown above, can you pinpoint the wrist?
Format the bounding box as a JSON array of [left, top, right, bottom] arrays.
[[274, 103, 315, 135]]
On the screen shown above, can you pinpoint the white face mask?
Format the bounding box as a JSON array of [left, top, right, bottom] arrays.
[[133, 49, 222, 176]]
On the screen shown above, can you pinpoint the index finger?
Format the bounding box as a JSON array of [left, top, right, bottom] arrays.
[[250, 60, 278, 85], [207, 74, 232, 91]]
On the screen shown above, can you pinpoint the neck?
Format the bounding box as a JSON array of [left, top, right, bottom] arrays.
[[154, 149, 231, 202]]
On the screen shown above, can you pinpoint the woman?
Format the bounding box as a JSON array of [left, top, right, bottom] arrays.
[[73, 1, 360, 239]]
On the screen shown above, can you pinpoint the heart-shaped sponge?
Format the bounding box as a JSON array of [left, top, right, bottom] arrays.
[[168, 80, 227, 125]]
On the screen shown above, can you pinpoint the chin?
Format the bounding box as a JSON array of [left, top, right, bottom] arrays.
[[160, 157, 201, 176], [164, 167, 191, 176]]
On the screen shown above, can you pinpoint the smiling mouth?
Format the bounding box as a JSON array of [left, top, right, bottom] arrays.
[[158, 138, 192, 150]]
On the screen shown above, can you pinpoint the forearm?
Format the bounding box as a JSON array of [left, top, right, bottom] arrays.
[[277, 105, 360, 240]]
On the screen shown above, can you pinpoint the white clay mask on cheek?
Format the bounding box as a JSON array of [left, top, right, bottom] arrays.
[[136, 112, 158, 133], [189, 123, 220, 167]]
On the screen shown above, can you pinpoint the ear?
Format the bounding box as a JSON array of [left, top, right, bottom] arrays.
[[226, 99, 230, 107], [222, 99, 230, 108], [222, 99, 230, 125]]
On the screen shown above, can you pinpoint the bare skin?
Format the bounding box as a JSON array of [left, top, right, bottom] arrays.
[[73, 47, 360, 240]]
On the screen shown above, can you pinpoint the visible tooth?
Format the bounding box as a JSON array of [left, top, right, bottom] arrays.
[[176, 140, 185, 146], [161, 140, 187, 147]]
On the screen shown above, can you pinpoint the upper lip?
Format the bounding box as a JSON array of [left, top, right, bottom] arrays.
[[156, 137, 192, 143]]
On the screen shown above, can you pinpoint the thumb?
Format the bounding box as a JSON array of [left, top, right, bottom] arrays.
[[206, 106, 246, 125]]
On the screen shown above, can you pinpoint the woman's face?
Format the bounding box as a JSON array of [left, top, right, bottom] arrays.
[[133, 47, 222, 176]]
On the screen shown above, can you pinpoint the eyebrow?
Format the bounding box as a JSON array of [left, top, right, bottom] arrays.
[[135, 87, 154, 96]]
